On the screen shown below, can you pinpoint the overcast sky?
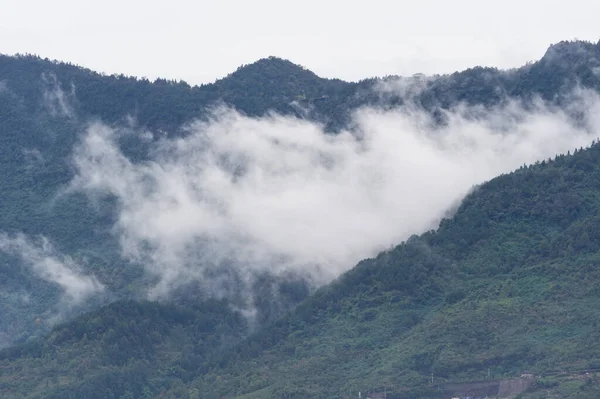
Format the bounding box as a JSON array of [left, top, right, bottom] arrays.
[[1, 0, 599, 84]]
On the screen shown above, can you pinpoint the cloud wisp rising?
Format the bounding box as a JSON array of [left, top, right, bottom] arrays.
[[69, 92, 600, 299], [0, 233, 104, 303]]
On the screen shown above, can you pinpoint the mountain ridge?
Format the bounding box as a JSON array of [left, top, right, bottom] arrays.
[[2, 39, 600, 398], [4, 141, 600, 398]]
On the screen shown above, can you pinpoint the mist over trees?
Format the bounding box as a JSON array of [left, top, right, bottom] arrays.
[[1, 40, 600, 398]]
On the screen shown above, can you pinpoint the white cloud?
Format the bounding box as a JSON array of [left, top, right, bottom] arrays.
[[373, 75, 434, 99], [41, 72, 76, 118], [69, 91, 600, 299], [0, 233, 104, 303]]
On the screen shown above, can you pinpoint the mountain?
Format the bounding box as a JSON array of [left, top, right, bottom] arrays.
[[1, 39, 600, 398], [4, 125, 600, 399], [182, 143, 600, 398], [0, 299, 247, 399], [0, 53, 352, 347]]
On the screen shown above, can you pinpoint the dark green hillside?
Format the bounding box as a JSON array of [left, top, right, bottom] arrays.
[[160, 143, 600, 398], [2, 40, 599, 132], [0, 300, 247, 399], [513, 40, 600, 99], [212, 57, 354, 122], [2, 40, 600, 398], [0, 53, 348, 346], [0, 53, 356, 133], [5, 141, 600, 398]]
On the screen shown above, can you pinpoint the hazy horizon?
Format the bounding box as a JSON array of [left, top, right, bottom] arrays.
[[2, 0, 599, 85]]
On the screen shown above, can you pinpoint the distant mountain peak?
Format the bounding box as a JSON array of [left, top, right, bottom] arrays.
[[222, 56, 320, 82], [540, 39, 600, 66]]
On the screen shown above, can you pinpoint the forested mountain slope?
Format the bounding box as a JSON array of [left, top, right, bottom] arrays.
[[169, 143, 600, 398], [0, 300, 247, 398], [3, 133, 600, 398], [1, 40, 600, 398]]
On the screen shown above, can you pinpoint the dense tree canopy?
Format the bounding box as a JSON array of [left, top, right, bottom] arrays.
[[2, 40, 600, 398]]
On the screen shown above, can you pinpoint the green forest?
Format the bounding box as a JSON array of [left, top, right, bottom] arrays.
[[2, 40, 600, 398]]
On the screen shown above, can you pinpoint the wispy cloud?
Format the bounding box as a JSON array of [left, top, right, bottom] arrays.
[[0, 233, 104, 303], [41, 72, 76, 118], [68, 90, 600, 301]]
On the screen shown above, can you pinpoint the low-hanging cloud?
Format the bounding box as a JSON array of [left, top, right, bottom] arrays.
[[69, 90, 600, 299], [41, 72, 76, 118], [0, 233, 104, 303]]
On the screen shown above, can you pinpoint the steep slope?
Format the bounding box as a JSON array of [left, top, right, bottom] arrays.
[[0, 54, 341, 346], [163, 143, 600, 398], [4, 143, 600, 398], [1, 39, 600, 352]]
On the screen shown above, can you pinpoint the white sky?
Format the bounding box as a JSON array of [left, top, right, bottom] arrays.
[[1, 0, 599, 85]]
